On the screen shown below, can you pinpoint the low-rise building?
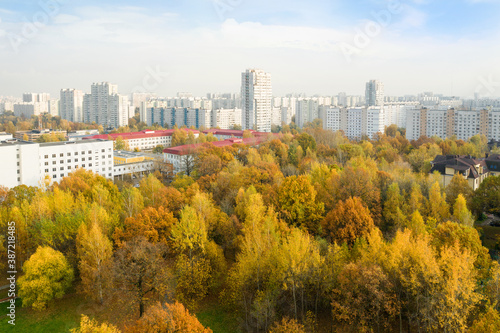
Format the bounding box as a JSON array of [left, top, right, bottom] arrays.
[[164, 135, 274, 174], [0, 132, 13, 141], [113, 150, 161, 181], [0, 139, 113, 188], [430, 155, 489, 190], [14, 129, 67, 142], [485, 154, 500, 177], [85, 129, 200, 151]]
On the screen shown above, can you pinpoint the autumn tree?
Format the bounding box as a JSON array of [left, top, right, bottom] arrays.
[[446, 173, 473, 206], [334, 166, 382, 223], [428, 181, 450, 223], [453, 194, 475, 227], [171, 206, 211, 309], [77, 222, 113, 304], [115, 206, 177, 247], [269, 317, 306, 333], [280, 228, 323, 320], [331, 262, 397, 332], [469, 306, 500, 333], [277, 175, 324, 234], [18, 246, 74, 310], [112, 237, 170, 317], [114, 136, 130, 151], [121, 185, 144, 219], [71, 315, 121, 333], [139, 174, 164, 207], [431, 221, 491, 280], [225, 192, 282, 332], [130, 302, 212, 333], [296, 132, 317, 152], [321, 197, 375, 246], [383, 182, 407, 233]]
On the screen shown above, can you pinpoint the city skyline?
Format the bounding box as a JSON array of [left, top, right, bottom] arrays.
[[1, 0, 500, 98]]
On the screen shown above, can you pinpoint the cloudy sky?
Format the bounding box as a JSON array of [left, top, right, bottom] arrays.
[[0, 0, 499, 98]]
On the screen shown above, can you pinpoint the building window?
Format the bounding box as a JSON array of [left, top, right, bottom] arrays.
[[44, 155, 48, 159], [67, 153, 71, 156], [60, 153, 63, 157], [52, 154, 56, 158]]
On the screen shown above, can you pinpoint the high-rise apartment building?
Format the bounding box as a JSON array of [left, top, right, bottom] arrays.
[[241, 69, 272, 132], [83, 82, 129, 128], [296, 98, 319, 128], [405, 108, 497, 141], [60, 89, 84, 122], [365, 80, 384, 106]]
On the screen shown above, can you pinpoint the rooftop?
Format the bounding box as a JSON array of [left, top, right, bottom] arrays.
[[430, 155, 488, 179], [163, 134, 276, 156], [85, 128, 200, 141]]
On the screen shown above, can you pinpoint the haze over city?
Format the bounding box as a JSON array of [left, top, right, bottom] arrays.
[[1, 0, 500, 98]]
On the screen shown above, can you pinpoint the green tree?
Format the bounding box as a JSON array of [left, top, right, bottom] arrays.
[[18, 246, 74, 310], [296, 132, 317, 152], [472, 175, 500, 216]]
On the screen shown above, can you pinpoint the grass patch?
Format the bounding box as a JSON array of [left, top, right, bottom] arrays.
[[0, 296, 80, 332], [196, 300, 240, 333]]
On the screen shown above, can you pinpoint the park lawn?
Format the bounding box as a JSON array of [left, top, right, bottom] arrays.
[[0, 295, 81, 332], [196, 303, 241, 333], [0, 291, 241, 333]]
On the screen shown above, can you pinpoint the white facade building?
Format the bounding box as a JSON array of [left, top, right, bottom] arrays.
[[491, 109, 500, 140], [60, 89, 84, 122], [365, 80, 384, 106], [83, 82, 128, 128], [212, 108, 242, 129], [0, 139, 113, 188], [241, 69, 272, 132], [364, 107, 385, 139], [296, 98, 319, 128]]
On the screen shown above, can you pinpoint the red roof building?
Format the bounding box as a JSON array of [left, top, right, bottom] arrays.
[[84, 129, 200, 151]]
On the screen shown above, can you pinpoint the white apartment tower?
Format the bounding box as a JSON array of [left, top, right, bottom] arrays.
[[60, 89, 84, 122], [365, 80, 384, 107], [83, 82, 128, 128], [241, 69, 272, 132]]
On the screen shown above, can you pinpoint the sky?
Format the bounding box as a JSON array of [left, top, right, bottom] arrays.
[[0, 0, 500, 99]]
